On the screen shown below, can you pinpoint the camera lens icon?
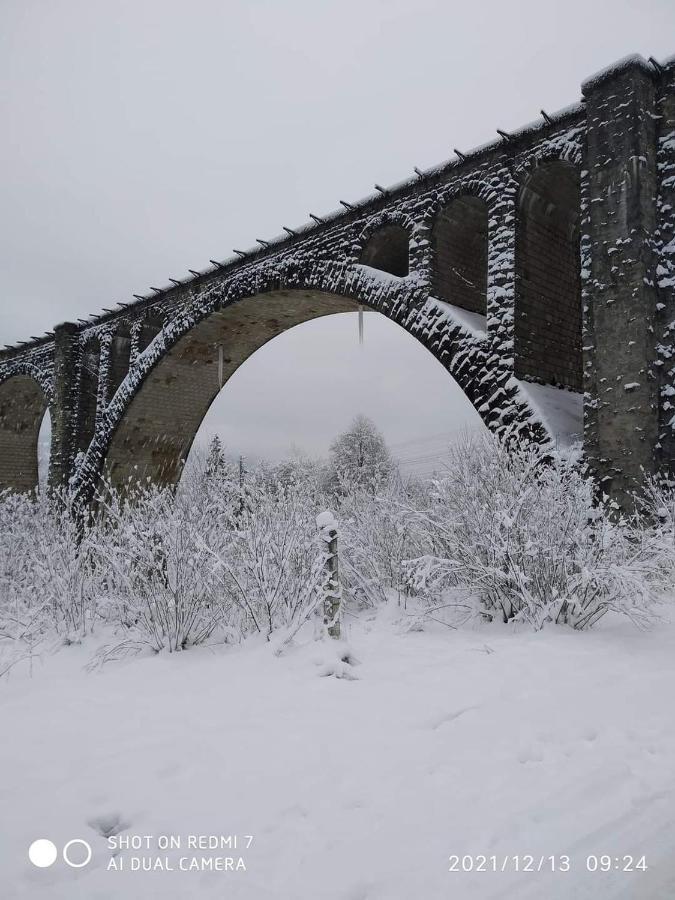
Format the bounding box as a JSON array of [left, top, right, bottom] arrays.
[[29, 838, 92, 868]]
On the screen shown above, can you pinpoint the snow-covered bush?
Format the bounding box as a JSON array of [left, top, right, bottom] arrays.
[[637, 474, 675, 584], [205, 477, 331, 647], [338, 475, 427, 608], [403, 433, 666, 630], [0, 492, 48, 676], [90, 479, 234, 658], [0, 488, 98, 676], [2, 421, 673, 677]]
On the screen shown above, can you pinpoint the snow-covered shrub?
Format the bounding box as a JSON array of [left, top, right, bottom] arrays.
[[205, 478, 331, 646], [0, 488, 98, 675], [30, 490, 99, 641], [90, 479, 233, 657], [338, 476, 427, 608], [403, 433, 664, 630], [637, 474, 675, 584], [0, 492, 48, 675]]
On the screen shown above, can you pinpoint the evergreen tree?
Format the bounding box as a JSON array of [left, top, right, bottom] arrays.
[[205, 435, 228, 480]]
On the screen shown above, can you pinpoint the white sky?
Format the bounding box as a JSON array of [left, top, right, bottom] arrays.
[[4, 0, 675, 468]]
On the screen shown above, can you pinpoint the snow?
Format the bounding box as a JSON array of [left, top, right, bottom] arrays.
[[316, 510, 338, 534], [581, 54, 654, 94], [513, 378, 583, 449], [430, 298, 487, 338], [3, 610, 675, 899], [354, 263, 406, 283]]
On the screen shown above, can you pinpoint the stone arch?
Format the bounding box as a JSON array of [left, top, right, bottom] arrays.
[[431, 194, 489, 315], [355, 210, 417, 277], [514, 157, 582, 390], [0, 371, 50, 493], [70, 261, 550, 502], [420, 178, 510, 328]]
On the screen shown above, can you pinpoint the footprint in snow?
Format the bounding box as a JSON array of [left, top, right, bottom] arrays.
[[518, 746, 545, 764], [88, 812, 130, 839], [429, 705, 479, 729]]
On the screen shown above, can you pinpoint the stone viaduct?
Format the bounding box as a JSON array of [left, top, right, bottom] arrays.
[[1, 54, 674, 507]]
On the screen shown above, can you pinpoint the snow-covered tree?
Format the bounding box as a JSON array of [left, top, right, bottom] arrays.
[[205, 434, 228, 480], [327, 414, 393, 494]]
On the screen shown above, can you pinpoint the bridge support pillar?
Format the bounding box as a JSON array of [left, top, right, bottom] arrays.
[[48, 322, 80, 490], [582, 58, 661, 506], [654, 65, 675, 482]]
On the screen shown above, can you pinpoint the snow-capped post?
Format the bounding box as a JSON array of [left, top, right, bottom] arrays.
[[316, 510, 341, 639]]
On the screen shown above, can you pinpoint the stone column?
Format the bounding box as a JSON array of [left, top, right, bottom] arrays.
[[581, 56, 660, 506], [654, 60, 675, 478]]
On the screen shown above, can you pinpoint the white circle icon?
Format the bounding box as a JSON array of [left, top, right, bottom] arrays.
[[63, 839, 92, 868], [28, 839, 58, 868]]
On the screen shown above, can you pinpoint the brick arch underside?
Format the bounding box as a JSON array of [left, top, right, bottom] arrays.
[[102, 287, 504, 491], [104, 291, 363, 488], [0, 375, 49, 493]]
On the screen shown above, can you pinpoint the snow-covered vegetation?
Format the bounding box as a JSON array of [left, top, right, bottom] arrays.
[[1, 422, 673, 678], [3, 421, 675, 899]]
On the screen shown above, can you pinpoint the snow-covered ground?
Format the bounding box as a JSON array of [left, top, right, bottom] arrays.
[[3, 608, 675, 899]]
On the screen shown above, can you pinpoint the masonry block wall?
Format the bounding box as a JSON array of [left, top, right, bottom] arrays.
[[515, 161, 582, 390], [0, 375, 48, 493], [432, 196, 488, 315], [655, 64, 675, 478], [0, 53, 673, 507], [582, 59, 663, 500]]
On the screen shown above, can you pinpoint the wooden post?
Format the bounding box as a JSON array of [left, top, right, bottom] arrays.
[[316, 511, 341, 639]]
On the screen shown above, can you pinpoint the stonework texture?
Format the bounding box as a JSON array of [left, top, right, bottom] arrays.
[[0, 53, 673, 508]]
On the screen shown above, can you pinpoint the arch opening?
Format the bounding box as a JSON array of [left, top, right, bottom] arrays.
[[77, 337, 101, 455], [138, 315, 164, 355], [0, 375, 50, 494], [515, 160, 582, 390], [108, 325, 132, 400], [102, 289, 487, 491], [432, 195, 488, 315], [104, 291, 360, 489], [359, 225, 409, 277]]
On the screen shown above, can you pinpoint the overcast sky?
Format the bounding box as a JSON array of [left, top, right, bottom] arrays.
[[3, 0, 675, 468]]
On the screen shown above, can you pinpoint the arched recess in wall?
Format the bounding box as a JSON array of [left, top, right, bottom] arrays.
[[359, 225, 410, 277], [99, 288, 490, 491], [515, 159, 582, 390], [137, 314, 164, 355], [0, 374, 50, 493], [108, 324, 132, 400], [432, 195, 488, 315], [77, 337, 101, 455]]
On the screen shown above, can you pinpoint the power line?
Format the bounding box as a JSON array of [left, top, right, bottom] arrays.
[[388, 429, 463, 450]]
